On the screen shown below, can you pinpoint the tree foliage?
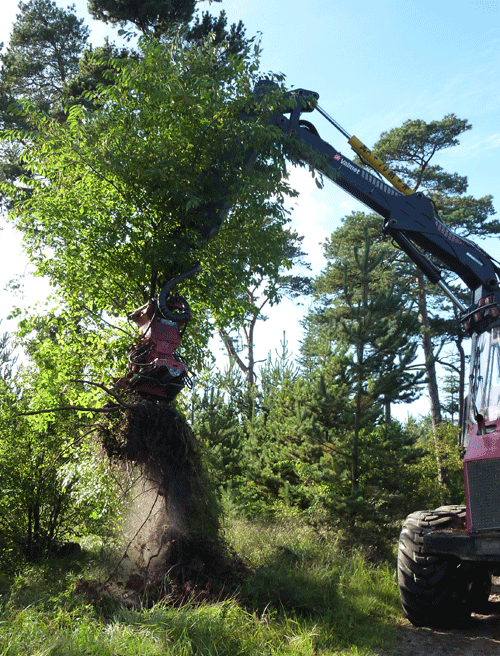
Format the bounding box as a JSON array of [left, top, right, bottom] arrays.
[[0, 0, 488, 556], [361, 114, 498, 436], [372, 115, 471, 193], [300, 228, 424, 508], [0, 318, 120, 568], [218, 236, 312, 393], [0, 0, 91, 201], [0, 0, 90, 111], [1, 35, 303, 352], [191, 340, 444, 551], [303, 226, 423, 410], [88, 0, 198, 38]]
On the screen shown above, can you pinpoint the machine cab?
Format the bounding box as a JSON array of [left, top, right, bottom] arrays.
[[467, 323, 500, 440], [463, 321, 500, 531]]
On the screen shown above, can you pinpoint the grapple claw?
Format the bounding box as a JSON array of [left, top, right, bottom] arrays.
[[116, 297, 192, 401]]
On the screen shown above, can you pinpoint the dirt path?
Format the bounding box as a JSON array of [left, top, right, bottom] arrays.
[[380, 582, 500, 656]]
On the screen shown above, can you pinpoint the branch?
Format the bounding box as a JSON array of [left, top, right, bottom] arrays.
[[435, 358, 461, 375], [18, 404, 121, 417], [70, 379, 137, 409], [32, 425, 102, 484], [81, 305, 134, 338], [257, 296, 269, 313], [309, 433, 351, 459], [218, 327, 248, 374], [17, 379, 138, 417]]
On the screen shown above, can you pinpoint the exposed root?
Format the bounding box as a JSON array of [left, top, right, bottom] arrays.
[[98, 397, 245, 606]]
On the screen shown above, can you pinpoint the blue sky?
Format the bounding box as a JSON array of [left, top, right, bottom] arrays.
[[1, 0, 500, 417]]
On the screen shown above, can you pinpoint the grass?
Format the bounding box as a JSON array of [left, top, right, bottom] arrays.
[[0, 515, 403, 655]]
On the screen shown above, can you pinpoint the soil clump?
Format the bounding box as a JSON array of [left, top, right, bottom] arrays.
[[99, 397, 244, 606]]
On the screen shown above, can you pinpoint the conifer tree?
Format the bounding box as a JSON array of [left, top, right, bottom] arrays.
[[301, 228, 424, 493], [0, 0, 90, 111], [368, 115, 499, 431], [0, 0, 90, 200], [88, 0, 249, 56], [88, 0, 197, 38]]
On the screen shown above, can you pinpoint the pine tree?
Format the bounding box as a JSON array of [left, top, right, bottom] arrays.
[[0, 0, 90, 206], [88, 0, 250, 56], [87, 0, 197, 38], [301, 228, 424, 496], [368, 115, 499, 432], [0, 0, 89, 112]]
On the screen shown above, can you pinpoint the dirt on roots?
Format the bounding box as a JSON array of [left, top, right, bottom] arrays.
[[98, 397, 245, 606]]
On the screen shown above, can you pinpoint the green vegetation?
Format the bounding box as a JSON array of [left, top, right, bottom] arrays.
[[190, 335, 464, 541], [0, 517, 401, 656], [0, 0, 495, 653]]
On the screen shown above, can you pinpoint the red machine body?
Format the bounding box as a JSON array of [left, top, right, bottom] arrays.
[[462, 324, 500, 532], [463, 426, 500, 533]]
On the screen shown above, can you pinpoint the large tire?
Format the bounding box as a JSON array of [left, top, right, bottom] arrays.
[[433, 506, 493, 614], [398, 506, 474, 628]]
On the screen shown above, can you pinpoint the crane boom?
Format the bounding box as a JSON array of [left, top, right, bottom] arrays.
[[266, 85, 500, 327]]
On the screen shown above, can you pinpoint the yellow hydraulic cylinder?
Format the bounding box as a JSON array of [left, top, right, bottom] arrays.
[[348, 135, 413, 195], [315, 105, 415, 196]]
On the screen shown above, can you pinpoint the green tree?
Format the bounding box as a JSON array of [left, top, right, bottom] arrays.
[[223, 340, 332, 514], [216, 340, 425, 543], [219, 232, 423, 523], [184, 367, 245, 491], [218, 238, 311, 401], [369, 115, 498, 432], [185, 9, 249, 57], [0, 0, 91, 202], [321, 230, 422, 492], [87, 0, 198, 38], [0, 312, 121, 567], [303, 226, 423, 422], [0, 0, 90, 111], [1, 37, 300, 364], [88, 0, 250, 57], [403, 416, 464, 506], [0, 323, 17, 385]]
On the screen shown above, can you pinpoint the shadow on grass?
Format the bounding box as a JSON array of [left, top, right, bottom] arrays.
[[232, 544, 400, 654], [0, 525, 402, 655]]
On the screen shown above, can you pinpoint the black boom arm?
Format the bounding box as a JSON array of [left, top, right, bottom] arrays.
[[267, 86, 500, 318]]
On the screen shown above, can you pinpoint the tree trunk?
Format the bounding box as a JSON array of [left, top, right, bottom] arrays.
[[384, 400, 391, 424], [417, 273, 449, 498], [456, 332, 466, 431], [218, 326, 249, 376], [352, 406, 360, 495], [352, 345, 363, 495], [245, 313, 256, 388], [417, 273, 442, 429]]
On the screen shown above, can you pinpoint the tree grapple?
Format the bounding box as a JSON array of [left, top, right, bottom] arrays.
[[116, 291, 193, 403]]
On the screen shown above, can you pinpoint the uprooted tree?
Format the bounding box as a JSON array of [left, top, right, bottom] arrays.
[[0, 28, 314, 592]]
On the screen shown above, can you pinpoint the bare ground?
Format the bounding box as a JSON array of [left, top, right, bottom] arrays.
[[379, 580, 500, 656]]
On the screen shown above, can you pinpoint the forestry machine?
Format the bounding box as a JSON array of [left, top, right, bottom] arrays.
[[118, 81, 500, 626], [261, 85, 500, 628]]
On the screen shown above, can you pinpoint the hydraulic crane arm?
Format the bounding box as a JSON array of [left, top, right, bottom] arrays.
[[267, 85, 500, 317], [268, 88, 402, 220]]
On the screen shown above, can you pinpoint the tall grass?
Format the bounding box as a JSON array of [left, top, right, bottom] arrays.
[[0, 515, 402, 655]]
